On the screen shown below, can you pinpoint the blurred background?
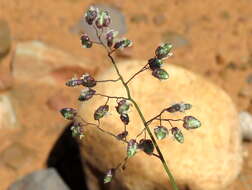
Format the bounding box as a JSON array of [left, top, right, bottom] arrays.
[[0, 0, 252, 189]]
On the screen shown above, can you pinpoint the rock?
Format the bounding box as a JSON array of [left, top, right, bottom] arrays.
[[130, 14, 148, 23], [69, 4, 126, 41], [246, 73, 252, 84], [219, 11, 231, 20], [238, 86, 252, 97], [0, 19, 11, 59], [79, 60, 243, 190], [161, 31, 189, 48], [46, 90, 71, 111], [153, 14, 166, 26], [8, 168, 70, 190], [10, 81, 80, 131], [0, 70, 13, 91], [239, 111, 252, 141], [0, 93, 19, 129], [12, 41, 97, 84], [1, 143, 34, 170]]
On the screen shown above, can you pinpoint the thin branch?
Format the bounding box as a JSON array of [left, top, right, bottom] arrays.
[[136, 128, 146, 139], [146, 109, 167, 126], [93, 25, 108, 51], [105, 97, 110, 105], [77, 115, 128, 143], [96, 78, 120, 83], [95, 124, 128, 143], [92, 41, 102, 45], [94, 93, 128, 100], [115, 156, 129, 170], [94, 26, 180, 190], [125, 64, 149, 85], [152, 153, 161, 159], [158, 118, 184, 122]]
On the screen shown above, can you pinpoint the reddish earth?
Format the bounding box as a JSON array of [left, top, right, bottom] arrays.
[[0, 0, 252, 189]]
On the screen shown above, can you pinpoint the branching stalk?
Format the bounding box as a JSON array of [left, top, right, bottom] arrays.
[[107, 51, 179, 190]]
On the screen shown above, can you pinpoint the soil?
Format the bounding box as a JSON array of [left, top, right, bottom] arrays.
[[0, 0, 252, 189]]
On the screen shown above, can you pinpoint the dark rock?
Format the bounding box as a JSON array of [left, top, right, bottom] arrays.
[[0, 19, 11, 59], [215, 54, 225, 65], [219, 11, 230, 20], [161, 31, 189, 48], [225, 62, 238, 70], [246, 73, 252, 84], [8, 168, 70, 190], [153, 14, 166, 26], [130, 14, 148, 23]]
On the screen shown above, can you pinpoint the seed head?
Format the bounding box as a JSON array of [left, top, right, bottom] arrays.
[[152, 68, 169, 80], [148, 58, 163, 71], [120, 113, 129, 125], [94, 105, 109, 120], [79, 88, 96, 101], [116, 100, 130, 114], [138, 139, 154, 155], [60, 108, 77, 120], [127, 139, 138, 157], [171, 127, 184, 143], [80, 34, 92, 48], [104, 169, 115, 184], [95, 10, 111, 28], [155, 43, 173, 59], [166, 102, 192, 113], [116, 131, 128, 140], [183, 116, 201, 129], [71, 122, 84, 139], [85, 6, 98, 25], [114, 39, 132, 49], [65, 77, 83, 87], [154, 126, 169, 140], [80, 74, 96, 87], [106, 30, 118, 47]]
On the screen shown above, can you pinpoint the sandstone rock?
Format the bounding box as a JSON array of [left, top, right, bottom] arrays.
[[46, 90, 72, 111], [12, 41, 97, 84], [0, 93, 19, 129], [8, 168, 70, 190], [10, 81, 79, 131], [0, 71, 13, 91], [0, 19, 11, 58], [79, 60, 243, 190]]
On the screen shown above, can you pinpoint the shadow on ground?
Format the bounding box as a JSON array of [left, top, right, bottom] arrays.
[[46, 123, 88, 190]]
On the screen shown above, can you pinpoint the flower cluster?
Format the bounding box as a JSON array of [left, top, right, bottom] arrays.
[[151, 102, 201, 143], [81, 6, 132, 50], [59, 6, 202, 189], [148, 43, 173, 80]]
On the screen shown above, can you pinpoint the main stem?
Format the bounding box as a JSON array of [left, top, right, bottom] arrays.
[[108, 53, 179, 190]]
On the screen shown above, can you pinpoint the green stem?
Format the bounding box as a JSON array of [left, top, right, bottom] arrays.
[[107, 53, 179, 190]]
